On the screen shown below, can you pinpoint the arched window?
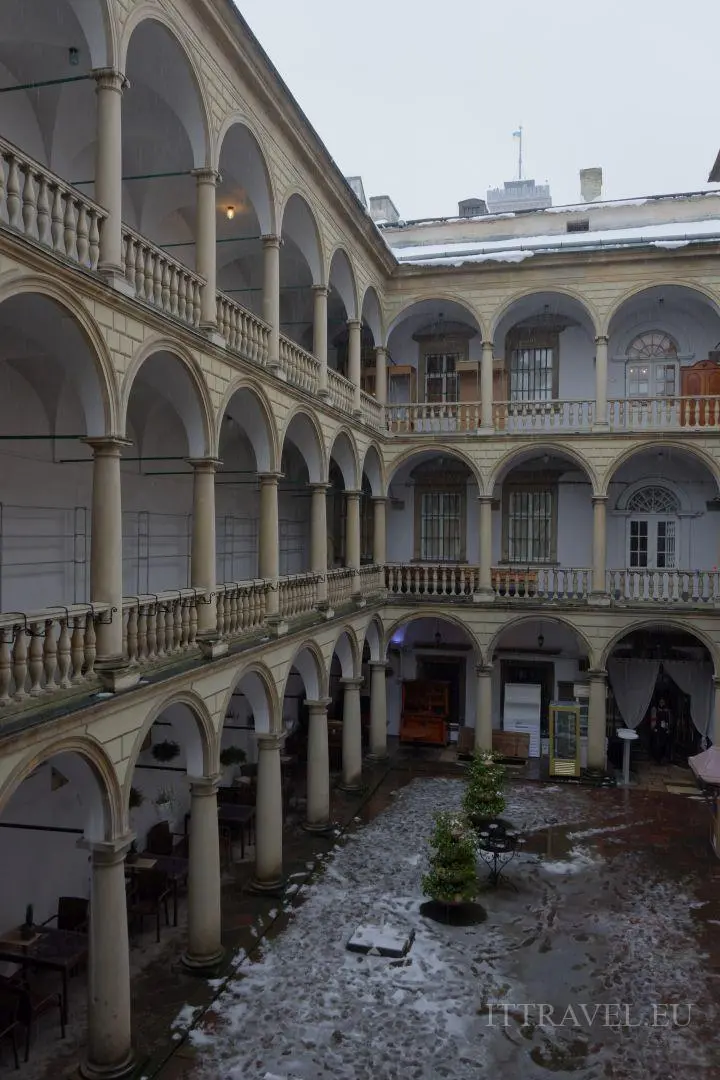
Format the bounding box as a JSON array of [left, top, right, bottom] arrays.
[[626, 486, 679, 569], [626, 331, 678, 399]]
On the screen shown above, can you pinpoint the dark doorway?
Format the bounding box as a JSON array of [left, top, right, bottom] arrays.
[[501, 660, 555, 736], [417, 658, 464, 723]]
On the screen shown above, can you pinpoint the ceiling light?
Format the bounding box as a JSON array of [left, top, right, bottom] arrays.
[[69, 47, 80, 66], [226, 206, 235, 220]]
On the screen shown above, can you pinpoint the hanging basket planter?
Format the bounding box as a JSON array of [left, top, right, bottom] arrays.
[[151, 740, 181, 763]]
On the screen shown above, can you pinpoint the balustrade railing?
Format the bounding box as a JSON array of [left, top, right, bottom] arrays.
[[122, 590, 204, 664], [216, 580, 270, 638], [0, 603, 110, 708], [493, 399, 594, 433], [606, 569, 720, 604], [386, 564, 480, 597], [385, 402, 482, 434], [122, 227, 203, 328], [492, 566, 591, 600], [360, 392, 384, 430], [217, 294, 270, 367], [0, 137, 106, 270], [327, 568, 354, 607], [327, 369, 355, 414], [278, 572, 318, 618], [358, 564, 385, 596], [278, 336, 320, 394], [606, 397, 720, 431]]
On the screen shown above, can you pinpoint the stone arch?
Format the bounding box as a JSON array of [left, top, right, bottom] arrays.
[[361, 285, 383, 344], [601, 440, 720, 497], [614, 477, 692, 515], [363, 615, 384, 662], [121, 338, 214, 458], [328, 427, 361, 489], [0, 273, 119, 436], [386, 444, 483, 492], [361, 443, 385, 496], [281, 639, 328, 701], [216, 378, 279, 473], [120, 8, 211, 168], [280, 406, 327, 484], [330, 625, 361, 679], [222, 661, 282, 735], [490, 285, 600, 340], [601, 618, 719, 674], [382, 610, 483, 660], [0, 735, 123, 841], [328, 247, 359, 320], [123, 690, 216, 802], [602, 280, 720, 336], [214, 115, 277, 235], [488, 613, 596, 668], [279, 190, 324, 284], [488, 442, 598, 496], [386, 294, 486, 343]]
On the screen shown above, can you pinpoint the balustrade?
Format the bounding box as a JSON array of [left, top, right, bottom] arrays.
[[606, 569, 720, 604], [606, 397, 720, 431], [216, 581, 270, 638], [360, 392, 384, 430], [385, 402, 482, 434], [122, 590, 204, 664], [122, 227, 203, 328], [385, 564, 480, 597], [0, 138, 106, 270], [327, 369, 355, 414], [358, 564, 385, 597], [278, 336, 320, 394], [492, 399, 594, 433], [327, 568, 354, 608], [217, 294, 270, 366], [277, 572, 319, 619], [491, 566, 591, 600]]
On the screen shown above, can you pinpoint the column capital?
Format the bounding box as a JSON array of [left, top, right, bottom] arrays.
[[309, 482, 331, 493], [82, 435, 132, 457], [347, 318, 362, 331], [713, 676, 720, 691], [594, 334, 609, 346], [592, 494, 608, 505], [188, 773, 221, 796], [369, 660, 388, 671], [588, 669, 608, 683], [187, 457, 223, 473], [312, 284, 329, 297], [475, 663, 493, 677], [371, 494, 389, 504], [256, 731, 286, 751], [305, 697, 332, 712], [344, 488, 363, 500], [191, 167, 221, 185], [477, 493, 495, 504], [92, 67, 129, 93], [80, 832, 135, 865], [340, 676, 365, 690], [258, 470, 283, 485], [481, 339, 494, 351], [261, 233, 281, 248], [374, 344, 387, 355]]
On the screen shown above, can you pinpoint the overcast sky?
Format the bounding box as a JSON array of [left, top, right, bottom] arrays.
[[235, 0, 720, 220]]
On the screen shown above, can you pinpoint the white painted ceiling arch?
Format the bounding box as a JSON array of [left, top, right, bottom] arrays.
[[216, 119, 275, 237], [361, 285, 383, 345], [332, 629, 360, 680], [218, 383, 277, 474], [284, 644, 326, 702], [227, 668, 278, 734], [281, 409, 325, 485], [329, 429, 360, 489], [280, 192, 323, 285], [361, 444, 384, 497], [123, 347, 211, 459], [328, 247, 359, 320], [363, 617, 383, 663]]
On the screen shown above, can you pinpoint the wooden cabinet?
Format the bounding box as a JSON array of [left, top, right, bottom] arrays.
[[400, 680, 450, 746], [680, 356, 720, 426]]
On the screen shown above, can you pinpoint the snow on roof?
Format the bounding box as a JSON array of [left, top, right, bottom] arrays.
[[392, 218, 720, 266]]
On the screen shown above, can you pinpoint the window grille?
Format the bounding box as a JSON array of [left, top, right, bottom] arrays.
[[420, 492, 462, 561], [510, 347, 554, 401], [566, 219, 589, 233], [626, 487, 679, 515], [507, 489, 554, 562], [424, 353, 459, 402]]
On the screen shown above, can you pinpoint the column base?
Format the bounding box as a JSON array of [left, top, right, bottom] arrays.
[[197, 635, 229, 660], [79, 1049, 135, 1080], [588, 590, 611, 607], [366, 749, 389, 763], [247, 873, 286, 895], [352, 408, 363, 420], [302, 819, 334, 835], [181, 946, 225, 974], [315, 600, 335, 621], [200, 324, 227, 348], [338, 778, 363, 793], [97, 264, 135, 298], [265, 616, 289, 638], [472, 588, 495, 604], [477, 425, 495, 436], [352, 595, 367, 609], [95, 657, 141, 694], [268, 363, 286, 380]]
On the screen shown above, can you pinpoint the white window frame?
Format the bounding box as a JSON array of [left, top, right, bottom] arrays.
[[510, 346, 555, 402], [424, 352, 459, 403], [626, 359, 678, 399], [419, 491, 463, 562], [627, 515, 677, 570]]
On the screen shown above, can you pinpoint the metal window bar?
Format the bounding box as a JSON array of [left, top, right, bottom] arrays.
[[217, 515, 258, 582], [421, 492, 461, 561], [508, 490, 553, 563], [510, 348, 554, 401], [0, 502, 89, 611], [122, 511, 191, 595]]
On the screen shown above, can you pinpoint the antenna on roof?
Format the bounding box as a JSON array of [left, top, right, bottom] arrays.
[[513, 126, 523, 180]]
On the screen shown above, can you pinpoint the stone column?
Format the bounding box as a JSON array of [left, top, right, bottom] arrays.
[[590, 496, 609, 605], [345, 489, 362, 600], [193, 168, 221, 337], [258, 472, 281, 617], [588, 671, 608, 771], [594, 335, 609, 428], [339, 677, 364, 791], [85, 437, 129, 675], [475, 495, 495, 602], [480, 340, 494, 430], [305, 698, 332, 831], [369, 661, 388, 759], [182, 775, 224, 971], [348, 318, 362, 414], [93, 69, 130, 291], [189, 458, 220, 636], [262, 234, 281, 372], [374, 345, 388, 406], [313, 285, 329, 395], [252, 732, 285, 889], [310, 483, 329, 610], [372, 496, 387, 567], [474, 665, 493, 752], [81, 836, 134, 1079], [713, 677, 720, 746]]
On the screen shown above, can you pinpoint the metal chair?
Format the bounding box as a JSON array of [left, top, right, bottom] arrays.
[[0, 976, 65, 1063], [126, 869, 173, 943], [0, 991, 19, 1070], [43, 896, 89, 933]]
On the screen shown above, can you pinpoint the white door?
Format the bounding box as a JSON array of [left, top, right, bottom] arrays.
[[627, 516, 677, 570]]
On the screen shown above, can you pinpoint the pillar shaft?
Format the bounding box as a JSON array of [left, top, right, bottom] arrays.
[[713, 678, 720, 746], [81, 837, 134, 1079], [262, 235, 281, 369], [372, 497, 387, 566], [481, 340, 494, 429], [588, 672, 608, 770], [374, 345, 388, 406], [85, 438, 127, 660], [594, 335, 609, 427], [345, 490, 361, 597], [253, 733, 284, 888], [478, 495, 494, 596], [93, 69, 126, 274], [369, 662, 388, 758], [193, 169, 220, 330], [340, 677, 364, 790], [305, 698, 331, 830], [474, 666, 493, 751], [348, 318, 362, 413], [313, 285, 329, 392], [259, 472, 280, 615], [592, 497, 607, 596], [310, 484, 329, 605], [183, 776, 223, 969], [189, 458, 220, 635]]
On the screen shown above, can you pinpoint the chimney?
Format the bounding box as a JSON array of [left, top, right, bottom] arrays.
[[369, 195, 400, 225], [580, 168, 602, 202]]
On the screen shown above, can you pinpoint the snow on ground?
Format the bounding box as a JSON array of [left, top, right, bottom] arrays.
[[192, 779, 718, 1080]]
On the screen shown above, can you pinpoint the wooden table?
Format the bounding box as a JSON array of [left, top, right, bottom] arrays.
[[128, 854, 189, 927], [0, 927, 87, 1025], [217, 804, 255, 860]]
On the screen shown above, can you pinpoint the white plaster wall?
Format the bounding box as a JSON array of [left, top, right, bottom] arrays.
[[557, 327, 595, 400]]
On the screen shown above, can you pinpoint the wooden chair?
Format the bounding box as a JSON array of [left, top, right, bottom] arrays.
[[145, 821, 186, 857], [126, 869, 173, 943], [0, 977, 64, 1063], [0, 991, 19, 1070]]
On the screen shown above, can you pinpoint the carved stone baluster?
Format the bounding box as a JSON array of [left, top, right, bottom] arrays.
[[64, 195, 78, 261], [57, 618, 72, 688], [180, 597, 190, 649], [76, 204, 90, 266], [155, 605, 166, 657], [161, 260, 171, 312], [145, 604, 157, 661], [163, 602, 174, 654], [169, 265, 180, 316], [135, 240, 146, 300], [88, 209, 100, 269], [0, 151, 6, 223], [188, 597, 198, 646], [144, 248, 154, 303], [192, 280, 202, 325], [28, 621, 45, 695], [70, 617, 86, 682], [177, 273, 187, 322], [84, 615, 97, 679], [21, 167, 38, 238], [173, 599, 183, 652], [216, 592, 226, 638], [137, 604, 148, 662], [0, 629, 12, 705], [126, 605, 139, 665], [153, 256, 163, 307], [35, 175, 50, 245], [12, 626, 28, 701], [6, 156, 21, 228]]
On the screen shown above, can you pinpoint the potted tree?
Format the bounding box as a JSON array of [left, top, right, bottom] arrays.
[[422, 812, 478, 905], [219, 745, 247, 786], [462, 751, 507, 832]]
